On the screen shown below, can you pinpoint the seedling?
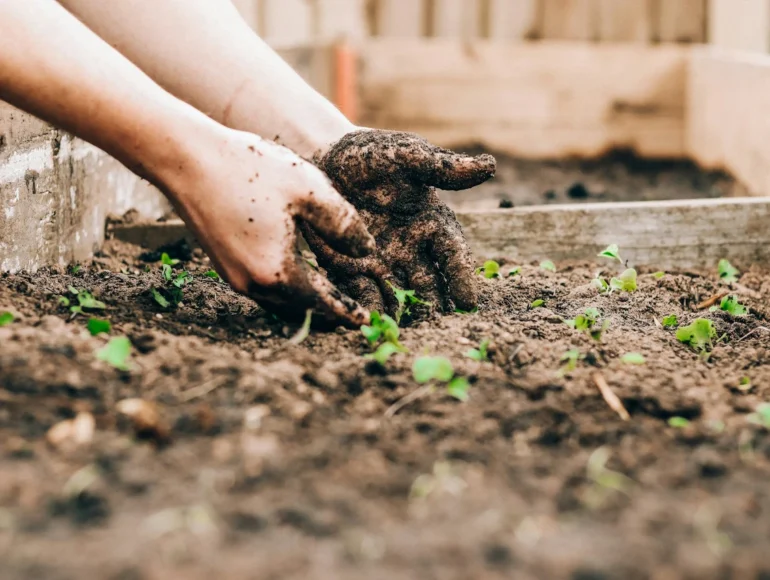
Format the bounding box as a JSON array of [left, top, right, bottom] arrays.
[[508, 267, 522, 277], [96, 336, 132, 371], [87, 318, 111, 336], [584, 447, 634, 508], [662, 315, 678, 328], [718, 259, 739, 283], [610, 269, 638, 293], [412, 356, 471, 402], [668, 417, 691, 428], [710, 295, 747, 317], [454, 307, 479, 315], [204, 270, 222, 281], [676, 318, 717, 353], [540, 260, 556, 273], [621, 353, 646, 365], [476, 260, 501, 279], [70, 264, 82, 274], [465, 339, 490, 362], [530, 299, 545, 309], [598, 244, 622, 263], [0, 311, 14, 327], [153, 261, 191, 308], [558, 349, 583, 377], [366, 342, 402, 366], [747, 403, 770, 429], [738, 376, 752, 392], [361, 311, 403, 348], [66, 286, 106, 317], [592, 277, 610, 293], [565, 308, 609, 342], [652, 271, 666, 280], [387, 282, 431, 324], [288, 309, 312, 345]]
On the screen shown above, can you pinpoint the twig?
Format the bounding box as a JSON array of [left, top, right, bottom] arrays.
[[737, 326, 770, 343], [179, 378, 226, 402], [592, 373, 630, 421], [696, 291, 729, 310], [384, 385, 434, 419]]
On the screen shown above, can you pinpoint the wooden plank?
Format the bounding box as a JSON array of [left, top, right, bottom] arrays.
[[708, 0, 770, 53], [313, 0, 369, 41], [261, 0, 313, 47], [112, 198, 770, 269], [430, 0, 483, 39], [487, 0, 541, 40], [687, 47, 770, 199], [358, 40, 688, 159], [655, 0, 706, 43], [598, 0, 651, 42], [375, 0, 426, 36], [541, 0, 599, 41]]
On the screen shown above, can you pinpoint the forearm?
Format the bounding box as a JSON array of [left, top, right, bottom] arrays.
[[58, 0, 355, 158], [0, 0, 218, 193]]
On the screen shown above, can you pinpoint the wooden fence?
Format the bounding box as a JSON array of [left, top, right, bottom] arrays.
[[231, 0, 770, 52]]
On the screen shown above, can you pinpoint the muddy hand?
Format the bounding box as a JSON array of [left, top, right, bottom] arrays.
[[307, 129, 496, 314], [167, 129, 374, 328]]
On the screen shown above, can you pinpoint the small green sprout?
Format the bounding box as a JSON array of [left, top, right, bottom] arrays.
[[652, 271, 666, 280], [668, 417, 691, 428], [204, 270, 222, 281], [621, 353, 646, 365], [366, 342, 402, 366], [288, 309, 313, 345], [507, 266, 522, 277], [66, 287, 106, 317], [747, 403, 770, 429], [153, 261, 191, 308], [610, 269, 638, 293], [465, 339, 490, 362], [454, 307, 479, 315], [676, 318, 717, 353], [161, 253, 180, 267], [565, 308, 609, 342], [70, 264, 81, 274], [718, 259, 739, 283], [584, 447, 635, 508], [412, 357, 470, 402], [387, 282, 430, 324], [540, 260, 556, 273], [737, 376, 752, 392], [592, 277, 610, 293], [476, 260, 501, 279], [710, 295, 747, 317], [151, 288, 171, 309], [530, 299, 545, 309], [0, 311, 14, 327], [662, 314, 678, 328], [361, 311, 402, 348], [446, 377, 471, 402], [58, 296, 71, 307], [558, 349, 583, 377], [598, 244, 622, 263], [96, 336, 132, 371], [87, 318, 111, 336]]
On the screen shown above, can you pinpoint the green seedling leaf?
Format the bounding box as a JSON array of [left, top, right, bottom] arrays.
[[172, 271, 191, 289], [531, 299, 545, 309], [288, 309, 313, 345], [204, 270, 222, 281], [592, 277, 610, 293], [476, 260, 501, 279], [540, 260, 556, 273], [565, 308, 600, 331], [668, 417, 691, 428], [68, 286, 80, 295], [162, 263, 173, 282], [70, 264, 81, 274], [76, 291, 106, 310], [465, 339, 490, 362], [161, 253, 180, 267], [559, 349, 583, 377], [387, 282, 431, 324], [662, 314, 678, 328], [151, 288, 171, 309], [747, 403, 770, 429], [454, 307, 479, 315], [0, 311, 14, 327], [58, 296, 71, 307], [676, 318, 717, 353], [587, 447, 634, 495], [738, 376, 752, 392], [621, 352, 646, 365], [87, 318, 111, 336], [96, 336, 132, 371], [507, 267, 522, 277], [718, 259, 739, 283], [412, 356, 454, 384], [710, 295, 747, 317], [652, 271, 666, 279], [361, 311, 401, 347], [447, 377, 470, 402], [598, 244, 622, 263], [610, 268, 638, 292], [366, 342, 402, 366]]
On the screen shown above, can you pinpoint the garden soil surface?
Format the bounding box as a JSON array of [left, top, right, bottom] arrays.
[[3, 238, 770, 580]]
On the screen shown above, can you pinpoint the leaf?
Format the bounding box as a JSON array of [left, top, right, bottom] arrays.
[[465, 339, 490, 362], [172, 271, 191, 289], [96, 336, 132, 371], [718, 259, 739, 283], [738, 376, 752, 392], [530, 299, 544, 309], [70, 264, 81, 274], [161, 253, 180, 266], [151, 288, 171, 309], [455, 307, 479, 315], [447, 377, 470, 402], [162, 263, 173, 282], [87, 318, 111, 336], [592, 277, 610, 293], [715, 295, 747, 317], [387, 282, 430, 324], [204, 270, 222, 281], [288, 309, 313, 345], [558, 349, 582, 376], [540, 260, 556, 273], [477, 260, 501, 279], [668, 417, 690, 428], [58, 296, 71, 307], [0, 311, 14, 327], [652, 271, 666, 279], [662, 314, 678, 328], [676, 318, 717, 352], [76, 291, 106, 310], [361, 311, 401, 346], [68, 286, 80, 295], [412, 356, 454, 384], [507, 267, 522, 277], [621, 353, 646, 365], [598, 244, 622, 263], [748, 403, 770, 428], [590, 320, 611, 342], [610, 268, 638, 293], [366, 342, 402, 366]]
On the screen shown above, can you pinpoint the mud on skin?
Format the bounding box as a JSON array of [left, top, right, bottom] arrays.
[[309, 130, 496, 316], [3, 239, 770, 578]]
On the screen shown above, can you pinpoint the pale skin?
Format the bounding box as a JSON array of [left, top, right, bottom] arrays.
[[0, 0, 494, 327]]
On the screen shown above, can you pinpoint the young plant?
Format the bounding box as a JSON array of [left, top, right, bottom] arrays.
[[718, 259, 739, 283], [668, 417, 691, 428], [366, 342, 403, 366], [412, 356, 471, 402], [565, 307, 609, 342], [652, 271, 666, 280], [592, 277, 610, 294], [476, 260, 501, 279], [584, 447, 635, 509], [465, 339, 490, 362], [662, 314, 679, 328], [676, 318, 717, 353], [288, 309, 313, 345], [621, 353, 646, 365], [361, 311, 404, 350], [387, 282, 431, 324], [610, 269, 638, 293], [748, 403, 770, 429], [598, 244, 622, 263], [65, 286, 106, 317], [96, 336, 132, 371], [87, 318, 111, 336], [540, 260, 556, 273], [508, 266, 522, 277], [710, 295, 747, 317], [530, 299, 545, 309], [0, 311, 14, 327], [152, 261, 191, 309], [454, 307, 479, 315], [204, 270, 222, 281], [558, 349, 584, 377], [738, 376, 752, 392]]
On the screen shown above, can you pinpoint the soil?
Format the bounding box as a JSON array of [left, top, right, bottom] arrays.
[[2, 238, 770, 580], [441, 148, 750, 211]]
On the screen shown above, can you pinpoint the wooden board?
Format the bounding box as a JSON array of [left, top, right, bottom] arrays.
[[541, 0, 598, 41], [111, 198, 770, 269], [687, 47, 770, 198], [487, 0, 541, 40], [654, 0, 706, 43], [708, 0, 770, 53], [358, 40, 688, 159], [598, 0, 651, 42], [374, 0, 426, 36], [430, 0, 484, 38]]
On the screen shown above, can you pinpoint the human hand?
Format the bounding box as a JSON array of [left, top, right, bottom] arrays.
[[166, 129, 375, 327], [306, 130, 496, 315]]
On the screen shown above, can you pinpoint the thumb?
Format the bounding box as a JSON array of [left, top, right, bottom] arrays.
[[415, 145, 497, 191], [295, 183, 375, 259]]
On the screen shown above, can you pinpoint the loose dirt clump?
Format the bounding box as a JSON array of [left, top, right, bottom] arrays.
[[2, 240, 770, 580]]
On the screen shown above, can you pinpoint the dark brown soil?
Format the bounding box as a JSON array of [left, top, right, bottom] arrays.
[[3, 239, 770, 580], [442, 149, 750, 211]]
